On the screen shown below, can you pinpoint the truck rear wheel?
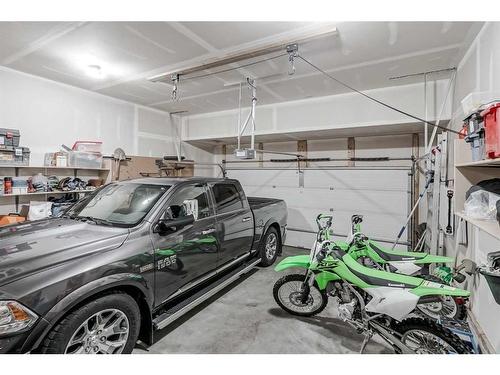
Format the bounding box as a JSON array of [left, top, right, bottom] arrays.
[[258, 227, 281, 267], [40, 291, 140, 354]]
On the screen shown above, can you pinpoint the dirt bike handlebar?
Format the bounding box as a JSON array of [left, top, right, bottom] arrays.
[[316, 214, 333, 231], [347, 232, 369, 250]]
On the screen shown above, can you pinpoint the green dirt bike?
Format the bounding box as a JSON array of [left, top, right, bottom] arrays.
[[273, 215, 472, 354], [338, 214, 467, 320], [344, 215, 454, 276]]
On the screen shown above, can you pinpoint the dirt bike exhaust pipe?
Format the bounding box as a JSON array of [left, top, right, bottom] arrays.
[[369, 321, 415, 354]]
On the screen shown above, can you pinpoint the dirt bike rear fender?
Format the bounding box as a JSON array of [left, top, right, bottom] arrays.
[[411, 280, 470, 297], [413, 254, 454, 264]]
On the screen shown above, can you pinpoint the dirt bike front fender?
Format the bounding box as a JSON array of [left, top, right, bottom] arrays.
[[274, 255, 311, 271]]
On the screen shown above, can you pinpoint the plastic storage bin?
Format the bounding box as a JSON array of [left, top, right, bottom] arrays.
[[482, 103, 500, 159], [69, 151, 103, 168], [0, 146, 30, 166], [0, 128, 20, 147], [72, 141, 102, 153], [464, 111, 485, 161]]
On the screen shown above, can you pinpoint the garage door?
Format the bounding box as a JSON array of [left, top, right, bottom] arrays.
[[227, 168, 410, 249]]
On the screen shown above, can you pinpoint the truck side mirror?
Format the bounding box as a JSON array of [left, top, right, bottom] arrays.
[[154, 215, 195, 235]]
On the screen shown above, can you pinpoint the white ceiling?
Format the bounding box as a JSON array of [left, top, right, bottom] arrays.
[[0, 21, 482, 115]]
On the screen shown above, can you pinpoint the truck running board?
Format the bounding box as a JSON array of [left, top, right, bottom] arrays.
[[153, 258, 261, 331]]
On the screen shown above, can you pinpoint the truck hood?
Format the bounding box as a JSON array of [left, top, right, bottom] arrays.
[[0, 218, 129, 287]]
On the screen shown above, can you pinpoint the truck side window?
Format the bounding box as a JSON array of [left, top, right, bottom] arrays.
[[212, 183, 244, 214], [165, 184, 211, 220]]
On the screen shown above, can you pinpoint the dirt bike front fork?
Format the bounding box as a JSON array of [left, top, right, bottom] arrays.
[[300, 270, 315, 303]]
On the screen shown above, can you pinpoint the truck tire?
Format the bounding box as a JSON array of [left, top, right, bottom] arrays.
[[258, 226, 281, 267], [40, 291, 141, 354]]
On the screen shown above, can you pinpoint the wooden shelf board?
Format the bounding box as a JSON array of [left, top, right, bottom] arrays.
[[0, 189, 95, 198], [455, 212, 500, 240], [0, 165, 109, 171]]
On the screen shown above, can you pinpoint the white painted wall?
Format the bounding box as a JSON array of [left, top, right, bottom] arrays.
[[182, 79, 452, 141], [445, 22, 500, 353], [0, 66, 214, 174]]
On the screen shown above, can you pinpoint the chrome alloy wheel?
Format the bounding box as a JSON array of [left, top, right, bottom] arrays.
[[401, 329, 458, 354], [65, 309, 130, 354], [265, 233, 278, 260]]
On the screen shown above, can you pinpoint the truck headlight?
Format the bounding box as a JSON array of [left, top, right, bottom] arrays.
[[0, 301, 38, 335]]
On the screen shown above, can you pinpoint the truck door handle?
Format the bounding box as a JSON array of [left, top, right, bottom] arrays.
[[242, 217, 252, 222], [201, 229, 216, 235]]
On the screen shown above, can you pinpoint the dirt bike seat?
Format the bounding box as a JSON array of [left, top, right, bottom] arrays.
[[366, 241, 426, 262], [341, 252, 423, 289]]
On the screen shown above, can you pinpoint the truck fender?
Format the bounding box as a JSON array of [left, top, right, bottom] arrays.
[[22, 273, 154, 352], [260, 218, 284, 250]]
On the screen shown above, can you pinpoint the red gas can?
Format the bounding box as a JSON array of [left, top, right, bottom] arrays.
[[482, 103, 500, 159]]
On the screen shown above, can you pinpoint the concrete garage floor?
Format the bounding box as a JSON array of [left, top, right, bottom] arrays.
[[134, 246, 391, 354]]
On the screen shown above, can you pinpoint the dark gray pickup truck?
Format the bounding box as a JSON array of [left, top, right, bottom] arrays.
[[0, 177, 287, 354]]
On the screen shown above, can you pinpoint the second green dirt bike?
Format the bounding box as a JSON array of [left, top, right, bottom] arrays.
[[272, 215, 473, 354], [339, 214, 467, 320]]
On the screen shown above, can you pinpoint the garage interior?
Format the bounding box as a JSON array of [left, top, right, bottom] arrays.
[[1, 19, 500, 355]]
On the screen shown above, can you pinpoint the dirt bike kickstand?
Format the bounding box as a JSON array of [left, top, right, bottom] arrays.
[[359, 331, 373, 354]]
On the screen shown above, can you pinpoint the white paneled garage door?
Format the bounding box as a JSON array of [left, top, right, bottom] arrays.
[[227, 168, 410, 249]]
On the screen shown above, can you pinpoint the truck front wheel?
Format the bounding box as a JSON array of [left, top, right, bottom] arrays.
[[40, 291, 141, 354], [258, 227, 281, 267]]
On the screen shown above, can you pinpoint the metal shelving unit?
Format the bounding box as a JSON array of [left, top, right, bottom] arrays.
[[0, 189, 96, 198], [0, 164, 110, 213], [454, 139, 500, 240]]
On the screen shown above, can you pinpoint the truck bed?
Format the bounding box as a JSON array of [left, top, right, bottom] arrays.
[[247, 196, 287, 250], [247, 196, 284, 210]]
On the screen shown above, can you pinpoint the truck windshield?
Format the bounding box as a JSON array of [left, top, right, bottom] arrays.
[[65, 183, 170, 227]]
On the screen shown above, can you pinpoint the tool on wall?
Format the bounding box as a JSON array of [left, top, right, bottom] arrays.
[[111, 148, 129, 181], [390, 169, 434, 250], [446, 189, 454, 234]]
